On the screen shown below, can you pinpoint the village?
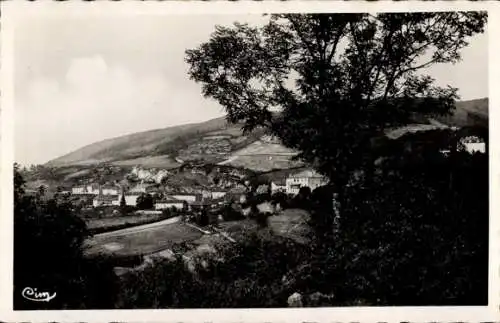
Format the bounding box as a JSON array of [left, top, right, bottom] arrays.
[[65, 165, 329, 222], [10, 10, 491, 313]]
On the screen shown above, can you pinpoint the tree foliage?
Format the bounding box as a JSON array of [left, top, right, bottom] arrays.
[[14, 164, 117, 309], [305, 149, 488, 305], [186, 12, 487, 208], [136, 193, 154, 210], [116, 231, 308, 308]]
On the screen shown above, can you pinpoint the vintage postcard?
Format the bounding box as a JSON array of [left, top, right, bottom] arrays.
[[0, 1, 498, 322]]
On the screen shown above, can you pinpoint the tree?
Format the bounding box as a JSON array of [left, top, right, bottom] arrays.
[[119, 193, 127, 215], [14, 165, 86, 309], [271, 191, 289, 209], [136, 193, 154, 210], [196, 207, 209, 227], [120, 194, 126, 207], [185, 12, 487, 217]]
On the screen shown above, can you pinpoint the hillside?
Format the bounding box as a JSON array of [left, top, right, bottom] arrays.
[[434, 98, 488, 127], [47, 117, 257, 167], [46, 98, 487, 171]]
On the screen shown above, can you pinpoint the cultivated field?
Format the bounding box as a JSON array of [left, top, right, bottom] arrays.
[[84, 221, 204, 257], [225, 155, 303, 172]]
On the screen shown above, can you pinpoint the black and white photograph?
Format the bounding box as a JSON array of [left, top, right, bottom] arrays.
[[1, 2, 498, 321]]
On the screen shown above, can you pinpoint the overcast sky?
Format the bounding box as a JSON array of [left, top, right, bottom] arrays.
[[14, 14, 488, 165]]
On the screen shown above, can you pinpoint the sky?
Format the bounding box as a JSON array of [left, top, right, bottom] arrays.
[[14, 14, 488, 165]]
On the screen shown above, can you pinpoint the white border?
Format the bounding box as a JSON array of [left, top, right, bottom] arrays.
[[1, 1, 498, 322]]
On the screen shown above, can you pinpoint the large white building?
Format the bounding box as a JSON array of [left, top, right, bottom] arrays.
[[285, 169, 329, 195]]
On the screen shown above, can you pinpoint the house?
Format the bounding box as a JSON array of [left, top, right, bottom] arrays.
[[211, 189, 227, 200], [72, 186, 86, 195], [86, 184, 100, 195], [155, 199, 186, 210], [199, 189, 213, 199], [123, 192, 142, 206], [285, 169, 329, 195], [93, 195, 120, 207], [129, 183, 150, 194], [271, 178, 287, 193], [102, 185, 120, 195]]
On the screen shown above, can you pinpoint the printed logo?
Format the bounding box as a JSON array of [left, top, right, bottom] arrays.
[[21, 287, 56, 302]]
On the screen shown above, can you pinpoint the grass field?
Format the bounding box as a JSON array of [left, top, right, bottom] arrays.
[[84, 222, 204, 257], [218, 219, 260, 240], [86, 214, 165, 230]]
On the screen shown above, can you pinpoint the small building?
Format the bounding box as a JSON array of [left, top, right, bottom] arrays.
[[285, 169, 329, 195], [129, 183, 149, 194], [155, 199, 186, 210], [93, 194, 120, 207]]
